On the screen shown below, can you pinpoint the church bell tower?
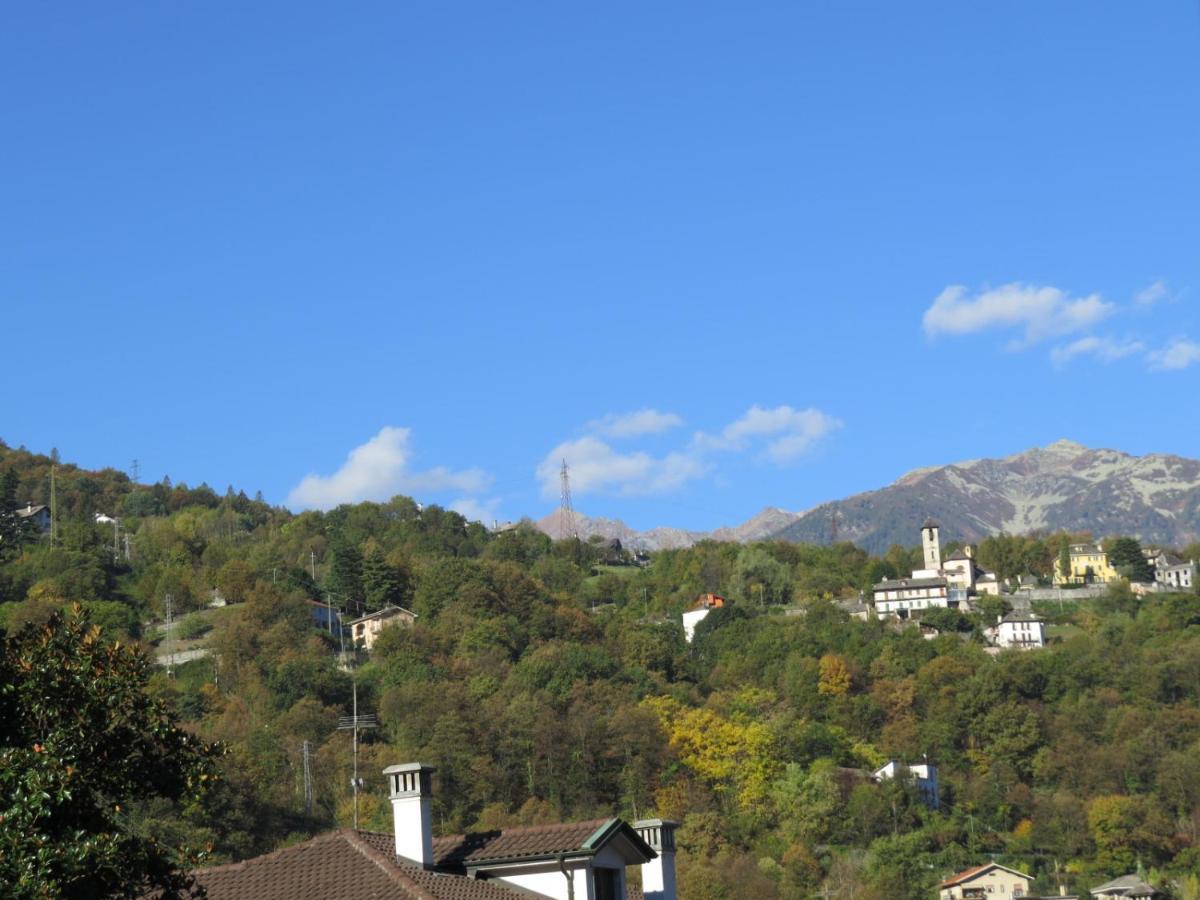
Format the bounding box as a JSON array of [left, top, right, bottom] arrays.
[[922, 519, 942, 572]]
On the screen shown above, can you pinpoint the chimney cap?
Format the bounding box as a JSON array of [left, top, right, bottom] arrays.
[[383, 762, 436, 775], [632, 819, 679, 852]]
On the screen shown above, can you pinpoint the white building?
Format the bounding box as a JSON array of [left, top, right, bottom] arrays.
[[872, 760, 939, 809], [939, 862, 1032, 900], [1149, 550, 1196, 592], [681, 593, 725, 643], [986, 611, 1046, 650], [349, 606, 418, 651], [872, 576, 952, 620], [872, 520, 1000, 619]]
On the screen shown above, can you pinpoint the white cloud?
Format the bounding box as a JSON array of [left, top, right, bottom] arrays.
[[1134, 280, 1168, 306], [695, 404, 843, 463], [1050, 335, 1145, 366], [287, 427, 490, 510], [1148, 338, 1200, 371], [450, 496, 502, 524], [536, 436, 709, 498], [540, 403, 840, 498], [586, 409, 684, 439], [922, 283, 1114, 346]]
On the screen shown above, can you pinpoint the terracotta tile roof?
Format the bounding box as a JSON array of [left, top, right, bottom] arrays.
[[941, 862, 991, 887], [940, 862, 1030, 888], [191, 830, 527, 900]]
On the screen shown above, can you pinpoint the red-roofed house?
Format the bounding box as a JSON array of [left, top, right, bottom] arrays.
[[939, 862, 1032, 900], [190, 761, 675, 900]]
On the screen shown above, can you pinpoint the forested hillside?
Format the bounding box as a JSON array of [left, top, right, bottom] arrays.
[[3, 440, 1200, 898]]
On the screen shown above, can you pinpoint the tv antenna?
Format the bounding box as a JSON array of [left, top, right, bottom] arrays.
[[336, 680, 377, 830], [302, 740, 314, 816], [558, 459, 579, 541]]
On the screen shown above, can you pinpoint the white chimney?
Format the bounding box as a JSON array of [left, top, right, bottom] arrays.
[[633, 819, 678, 900], [384, 763, 436, 867]]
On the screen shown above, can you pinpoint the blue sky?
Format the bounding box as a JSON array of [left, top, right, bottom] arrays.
[[4, 3, 1199, 530]]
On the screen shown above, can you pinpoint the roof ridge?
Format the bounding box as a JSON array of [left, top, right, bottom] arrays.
[[432, 816, 610, 844], [343, 830, 440, 900]]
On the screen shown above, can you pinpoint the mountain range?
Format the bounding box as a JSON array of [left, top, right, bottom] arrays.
[[534, 440, 1200, 553]]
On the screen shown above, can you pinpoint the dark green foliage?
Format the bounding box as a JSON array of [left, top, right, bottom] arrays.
[[0, 607, 215, 897], [1106, 536, 1154, 582], [361, 548, 410, 611]]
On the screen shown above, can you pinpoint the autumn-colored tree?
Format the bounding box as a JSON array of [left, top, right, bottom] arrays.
[[818, 653, 853, 696]]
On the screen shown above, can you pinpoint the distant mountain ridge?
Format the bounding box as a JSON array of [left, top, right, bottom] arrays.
[[534, 441, 1200, 553]]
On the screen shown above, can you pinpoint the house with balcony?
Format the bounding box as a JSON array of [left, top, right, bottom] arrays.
[[348, 605, 417, 651], [939, 862, 1031, 900]]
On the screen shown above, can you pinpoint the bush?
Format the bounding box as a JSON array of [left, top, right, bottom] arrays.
[[176, 612, 211, 641]]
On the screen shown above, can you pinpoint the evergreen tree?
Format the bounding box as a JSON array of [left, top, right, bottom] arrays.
[[361, 548, 408, 611], [327, 539, 364, 610], [1107, 536, 1154, 582]]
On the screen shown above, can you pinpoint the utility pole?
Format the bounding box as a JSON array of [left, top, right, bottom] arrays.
[[164, 593, 175, 678], [311, 548, 317, 582], [130, 458, 141, 483], [49, 464, 57, 546]]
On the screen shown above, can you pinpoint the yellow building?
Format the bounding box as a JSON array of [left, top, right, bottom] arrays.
[[1055, 542, 1120, 585]]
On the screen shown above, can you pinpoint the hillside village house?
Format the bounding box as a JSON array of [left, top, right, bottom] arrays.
[[871, 760, 939, 809], [872, 520, 1000, 620], [1090, 873, 1162, 898], [14, 502, 50, 533], [681, 593, 724, 642], [189, 762, 676, 900], [349, 605, 417, 650], [939, 862, 1031, 900], [1148, 549, 1197, 591], [1055, 542, 1120, 586], [985, 611, 1046, 650]]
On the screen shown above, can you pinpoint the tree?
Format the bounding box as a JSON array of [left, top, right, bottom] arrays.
[[361, 548, 409, 611], [0, 468, 34, 561], [1106, 537, 1154, 583], [818, 653, 853, 696], [327, 538, 364, 609], [0, 607, 215, 897], [731, 545, 794, 606]]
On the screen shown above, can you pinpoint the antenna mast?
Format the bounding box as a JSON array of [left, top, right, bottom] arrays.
[[558, 459, 579, 542], [336, 680, 377, 830]]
